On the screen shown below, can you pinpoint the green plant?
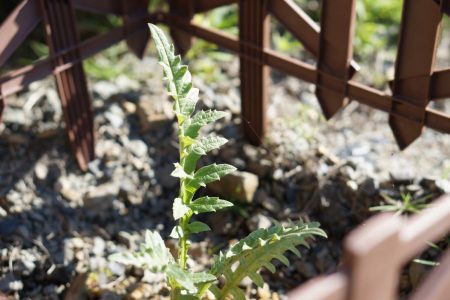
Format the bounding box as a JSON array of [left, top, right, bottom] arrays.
[[370, 192, 447, 267], [369, 192, 431, 216], [109, 24, 326, 300]]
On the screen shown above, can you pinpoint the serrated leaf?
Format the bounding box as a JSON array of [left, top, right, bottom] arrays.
[[110, 230, 173, 273], [166, 263, 197, 293], [189, 272, 216, 284], [173, 198, 190, 220], [187, 221, 211, 233], [179, 88, 199, 118], [184, 110, 228, 138], [149, 24, 193, 114], [274, 254, 290, 266], [248, 273, 264, 288], [185, 164, 236, 194], [210, 221, 326, 299], [170, 225, 184, 239], [230, 287, 246, 300], [262, 262, 276, 273], [171, 163, 193, 179], [188, 196, 233, 214], [184, 135, 228, 173], [191, 136, 228, 156]]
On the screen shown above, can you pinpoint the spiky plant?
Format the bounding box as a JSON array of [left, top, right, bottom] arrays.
[[109, 24, 326, 300]]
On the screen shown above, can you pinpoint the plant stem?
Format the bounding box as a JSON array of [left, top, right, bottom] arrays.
[[176, 122, 191, 270]]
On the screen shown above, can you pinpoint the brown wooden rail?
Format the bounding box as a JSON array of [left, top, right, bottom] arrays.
[[1, 0, 450, 170], [288, 194, 450, 300]]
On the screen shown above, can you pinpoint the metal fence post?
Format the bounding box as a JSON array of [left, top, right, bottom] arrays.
[[389, 0, 442, 149], [39, 0, 94, 171], [239, 0, 269, 145], [122, 0, 150, 59], [169, 0, 194, 55], [316, 0, 356, 119]]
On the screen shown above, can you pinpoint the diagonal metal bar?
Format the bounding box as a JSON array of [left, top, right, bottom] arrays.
[[194, 0, 237, 13], [315, 0, 357, 119], [39, 0, 94, 170], [239, 0, 270, 145], [0, 0, 41, 68], [389, 0, 442, 149], [268, 0, 359, 76], [71, 0, 122, 15]]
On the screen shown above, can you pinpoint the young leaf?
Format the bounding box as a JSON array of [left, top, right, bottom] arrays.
[[170, 225, 184, 239], [184, 110, 228, 138], [189, 272, 216, 284], [171, 163, 193, 179], [179, 88, 199, 118], [185, 164, 236, 194], [149, 24, 193, 116], [188, 196, 233, 214], [166, 263, 197, 293], [173, 198, 191, 220], [186, 221, 211, 233], [184, 136, 228, 173], [109, 230, 173, 273]]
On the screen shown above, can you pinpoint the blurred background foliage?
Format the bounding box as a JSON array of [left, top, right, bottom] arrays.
[[1, 0, 446, 87]]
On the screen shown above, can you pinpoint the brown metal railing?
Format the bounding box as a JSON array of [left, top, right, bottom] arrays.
[[288, 194, 450, 300], [1, 0, 450, 170]]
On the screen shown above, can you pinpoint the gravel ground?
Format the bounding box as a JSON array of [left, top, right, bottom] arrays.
[[0, 44, 449, 299]]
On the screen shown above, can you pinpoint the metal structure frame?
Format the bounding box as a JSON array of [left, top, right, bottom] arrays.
[[1, 0, 450, 170]]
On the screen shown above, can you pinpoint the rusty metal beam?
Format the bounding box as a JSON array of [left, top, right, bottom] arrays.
[[169, 0, 194, 55], [389, 0, 442, 149], [71, 0, 122, 15], [431, 68, 450, 100], [315, 0, 356, 119], [269, 0, 359, 76], [39, 0, 94, 171], [0, 0, 41, 68], [194, 0, 237, 13], [239, 0, 270, 145], [122, 0, 151, 58]]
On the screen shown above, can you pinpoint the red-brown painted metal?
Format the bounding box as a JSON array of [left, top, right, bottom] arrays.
[[389, 0, 442, 149], [0, 0, 41, 68], [316, 0, 356, 119], [268, 0, 359, 76], [194, 0, 237, 13], [169, 0, 194, 55], [239, 0, 270, 145], [1, 0, 450, 170], [122, 0, 151, 59], [39, 0, 94, 170]]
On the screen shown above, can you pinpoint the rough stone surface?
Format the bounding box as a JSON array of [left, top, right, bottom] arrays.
[[208, 171, 259, 203]]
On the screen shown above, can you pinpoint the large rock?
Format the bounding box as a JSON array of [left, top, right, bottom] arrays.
[[208, 171, 259, 203], [136, 94, 173, 132]]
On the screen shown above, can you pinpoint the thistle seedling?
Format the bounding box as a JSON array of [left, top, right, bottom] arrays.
[[109, 24, 326, 300]]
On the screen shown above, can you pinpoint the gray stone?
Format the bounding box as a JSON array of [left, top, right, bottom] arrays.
[[127, 140, 148, 157], [208, 171, 259, 203], [136, 94, 173, 132], [247, 213, 271, 231], [83, 183, 120, 210], [255, 189, 281, 214], [34, 162, 49, 180], [117, 231, 135, 248], [56, 177, 81, 202]]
